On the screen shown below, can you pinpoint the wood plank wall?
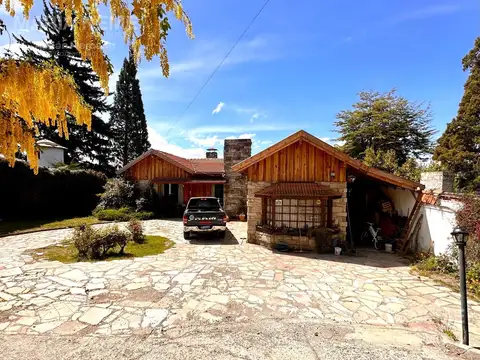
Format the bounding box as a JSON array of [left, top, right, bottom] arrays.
[[246, 141, 346, 182], [126, 155, 191, 181]]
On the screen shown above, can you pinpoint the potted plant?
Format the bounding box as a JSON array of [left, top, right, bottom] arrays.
[[238, 213, 246, 221]]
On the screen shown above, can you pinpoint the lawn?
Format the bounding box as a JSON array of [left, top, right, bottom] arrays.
[[0, 216, 104, 236], [29, 235, 174, 263]]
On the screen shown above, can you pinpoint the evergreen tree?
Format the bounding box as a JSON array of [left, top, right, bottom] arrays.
[[335, 89, 435, 167], [110, 49, 150, 166], [13, 2, 115, 175], [434, 37, 480, 191]]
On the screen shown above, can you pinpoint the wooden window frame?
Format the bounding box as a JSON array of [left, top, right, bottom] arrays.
[[262, 197, 333, 232]]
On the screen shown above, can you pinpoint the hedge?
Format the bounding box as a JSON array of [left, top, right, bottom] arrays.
[[0, 159, 107, 220]]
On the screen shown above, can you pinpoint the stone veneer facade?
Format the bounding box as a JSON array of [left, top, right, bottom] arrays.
[[247, 181, 348, 251], [223, 139, 252, 217]]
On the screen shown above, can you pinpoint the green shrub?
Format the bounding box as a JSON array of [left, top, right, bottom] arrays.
[[93, 208, 153, 221], [72, 224, 132, 260], [128, 219, 145, 244], [415, 253, 458, 274], [96, 178, 135, 210], [72, 225, 97, 259], [131, 211, 153, 220], [93, 207, 132, 221]]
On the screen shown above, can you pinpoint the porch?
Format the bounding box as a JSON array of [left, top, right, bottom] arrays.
[[152, 178, 225, 206]]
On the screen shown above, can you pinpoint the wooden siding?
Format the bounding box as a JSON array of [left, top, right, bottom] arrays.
[[246, 141, 346, 182], [126, 155, 190, 181]]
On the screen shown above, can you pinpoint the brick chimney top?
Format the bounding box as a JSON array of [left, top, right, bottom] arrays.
[[206, 148, 218, 158]]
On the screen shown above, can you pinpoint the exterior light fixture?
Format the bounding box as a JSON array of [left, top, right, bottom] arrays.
[[451, 226, 470, 345], [347, 175, 356, 184]]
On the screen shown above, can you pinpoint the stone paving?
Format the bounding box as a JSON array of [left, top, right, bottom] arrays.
[[1, 219, 480, 342]]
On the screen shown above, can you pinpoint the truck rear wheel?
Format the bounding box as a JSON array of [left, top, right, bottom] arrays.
[[218, 230, 226, 239], [183, 232, 190, 240]]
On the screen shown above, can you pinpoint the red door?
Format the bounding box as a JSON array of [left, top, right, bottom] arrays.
[[183, 184, 212, 204]]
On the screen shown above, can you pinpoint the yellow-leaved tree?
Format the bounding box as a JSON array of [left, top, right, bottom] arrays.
[[0, 0, 193, 173]]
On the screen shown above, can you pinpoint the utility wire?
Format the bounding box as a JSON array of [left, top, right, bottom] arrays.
[[165, 0, 272, 136]]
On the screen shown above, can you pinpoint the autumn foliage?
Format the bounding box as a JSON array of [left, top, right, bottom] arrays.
[[0, 0, 193, 173]]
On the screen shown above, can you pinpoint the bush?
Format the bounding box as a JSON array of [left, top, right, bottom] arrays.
[[456, 194, 480, 266], [93, 207, 132, 221], [415, 246, 458, 275], [467, 262, 480, 298], [96, 178, 135, 210], [93, 207, 153, 221], [0, 159, 106, 219], [72, 224, 132, 260], [72, 225, 97, 259], [128, 219, 146, 244]]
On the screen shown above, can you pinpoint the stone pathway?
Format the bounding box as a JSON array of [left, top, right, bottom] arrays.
[[1, 220, 480, 343]]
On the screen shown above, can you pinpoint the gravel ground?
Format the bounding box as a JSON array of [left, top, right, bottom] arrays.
[[0, 319, 463, 360]]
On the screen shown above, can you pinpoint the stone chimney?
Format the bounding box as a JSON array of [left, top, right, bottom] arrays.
[[206, 148, 218, 158], [223, 139, 252, 217], [420, 171, 454, 193]]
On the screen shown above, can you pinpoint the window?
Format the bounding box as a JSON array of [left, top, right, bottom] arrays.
[[263, 198, 328, 229], [187, 198, 221, 211]]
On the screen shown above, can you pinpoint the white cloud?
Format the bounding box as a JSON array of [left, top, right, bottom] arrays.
[[148, 126, 206, 158], [139, 35, 281, 80], [187, 134, 222, 147], [250, 113, 260, 123], [225, 133, 256, 140], [212, 102, 225, 115]]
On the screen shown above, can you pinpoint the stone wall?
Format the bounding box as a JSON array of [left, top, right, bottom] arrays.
[[246, 181, 272, 242], [246, 180, 348, 247], [224, 139, 252, 217], [420, 171, 454, 193], [254, 231, 316, 251]]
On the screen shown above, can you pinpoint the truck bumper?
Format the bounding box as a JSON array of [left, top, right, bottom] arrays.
[[184, 225, 226, 233]]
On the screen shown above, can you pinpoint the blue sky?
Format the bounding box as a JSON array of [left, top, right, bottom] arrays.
[[1, 0, 479, 158]]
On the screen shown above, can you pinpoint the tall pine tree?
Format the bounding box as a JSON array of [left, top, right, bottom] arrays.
[[434, 37, 480, 191], [13, 2, 115, 175], [110, 49, 150, 166]]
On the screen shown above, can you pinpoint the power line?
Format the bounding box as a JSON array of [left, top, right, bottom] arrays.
[[165, 0, 272, 136]]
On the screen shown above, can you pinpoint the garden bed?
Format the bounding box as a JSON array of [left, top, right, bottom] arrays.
[[27, 235, 174, 263]]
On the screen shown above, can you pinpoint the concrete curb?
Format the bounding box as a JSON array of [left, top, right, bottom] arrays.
[[443, 340, 480, 359]]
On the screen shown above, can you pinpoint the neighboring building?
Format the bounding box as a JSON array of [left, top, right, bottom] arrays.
[[232, 130, 425, 251], [37, 139, 67, 168], [118, 139, 252, 216]]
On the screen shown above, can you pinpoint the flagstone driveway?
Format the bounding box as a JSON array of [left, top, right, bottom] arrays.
[[1, 219, 480, 343]]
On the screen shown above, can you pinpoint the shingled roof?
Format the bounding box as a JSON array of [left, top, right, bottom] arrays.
[[117, 149, 224, 175], [255, 182, 343, 199]]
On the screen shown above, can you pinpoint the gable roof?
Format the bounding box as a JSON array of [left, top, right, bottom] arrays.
[[232, 130, 425, 191], [37, 139, 67, 150], [117, 149, 224, 175]]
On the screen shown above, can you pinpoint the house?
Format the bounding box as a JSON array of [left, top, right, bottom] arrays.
[[37, 139, 67, 168], [232, 130, 425, 251], [118, 139, 252, 216]]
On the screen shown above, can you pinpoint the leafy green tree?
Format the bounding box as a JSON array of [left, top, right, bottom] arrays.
[[363, 147, 420, 182], [335, 89, 435, 166], [434, 37, 480, 190], [13, 2, 115, 175], [110, 49, 150, 166]]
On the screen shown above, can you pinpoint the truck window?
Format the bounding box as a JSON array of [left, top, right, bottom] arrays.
[[188, 198, 220, 210]]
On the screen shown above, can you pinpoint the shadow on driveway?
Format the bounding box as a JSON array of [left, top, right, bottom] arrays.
[[188, 228, 239, 245], [271, 247, 409, 268]]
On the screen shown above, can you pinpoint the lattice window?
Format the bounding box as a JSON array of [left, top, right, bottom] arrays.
[[264, 198, 327, 229]]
